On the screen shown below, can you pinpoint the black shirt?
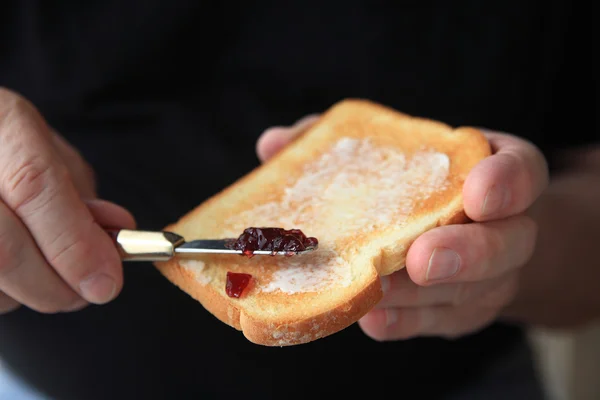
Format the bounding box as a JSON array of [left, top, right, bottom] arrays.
[[0, 1, 595, 399]]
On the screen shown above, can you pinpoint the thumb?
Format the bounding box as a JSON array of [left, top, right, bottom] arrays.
[[256, 114, 320, 163]]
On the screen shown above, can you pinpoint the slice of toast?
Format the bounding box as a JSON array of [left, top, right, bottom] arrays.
[[154, 99, 491, 346]]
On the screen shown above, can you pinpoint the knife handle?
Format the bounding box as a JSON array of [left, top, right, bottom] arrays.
[[106, 229, 185, 262]]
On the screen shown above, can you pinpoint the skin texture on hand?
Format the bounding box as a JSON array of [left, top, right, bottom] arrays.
[[0, 88, 135, 315], [256, 114, 550, 341]]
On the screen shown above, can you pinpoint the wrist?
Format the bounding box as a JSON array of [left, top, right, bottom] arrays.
[[499, 171, 600, 328]]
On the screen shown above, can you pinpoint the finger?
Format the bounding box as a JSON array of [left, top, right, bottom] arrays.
[[256, 114, 320, 162], [463, 130, 549, 221], [406, 215, 537, 286], [51, 130, 97, 198], [359, 304, 499, 341], [0, 291, 20, 314], [0, 199, 86, 313], [376, 269, 518, 308], [360, 274, 517, 341], [0, 89, 123, 304], [85, 199, 137, 229]]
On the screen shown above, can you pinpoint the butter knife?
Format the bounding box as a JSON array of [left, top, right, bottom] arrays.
[[107, 229, 317, 262]]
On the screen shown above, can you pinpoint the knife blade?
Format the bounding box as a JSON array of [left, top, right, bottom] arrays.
[[107, 229, 317, 262]]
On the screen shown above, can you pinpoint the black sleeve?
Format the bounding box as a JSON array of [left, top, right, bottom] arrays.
[[542, 4, 597, 174]]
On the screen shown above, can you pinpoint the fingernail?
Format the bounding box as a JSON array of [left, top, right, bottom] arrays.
[[79, 274, 117, 304], [385, 309, 397, 327], [380, 276, 391, 294], [481, 184, 510, 216], [426, 248, 460, 282]]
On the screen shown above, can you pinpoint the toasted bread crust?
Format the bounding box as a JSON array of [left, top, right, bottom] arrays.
[[156, 252, 384, 345], [157, 246, 383, 345], [155, 99, 491, 346]]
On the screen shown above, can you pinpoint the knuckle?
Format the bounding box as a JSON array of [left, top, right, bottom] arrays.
[[6, 156, 50, 192], [3, 157, 66, 216]]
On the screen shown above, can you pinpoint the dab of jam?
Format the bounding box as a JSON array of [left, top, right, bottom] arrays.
[[225, 272, 252, 298], [225, 227, 318, 258]]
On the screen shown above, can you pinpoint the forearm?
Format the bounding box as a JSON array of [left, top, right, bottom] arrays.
[[501, 155, 600, 328]]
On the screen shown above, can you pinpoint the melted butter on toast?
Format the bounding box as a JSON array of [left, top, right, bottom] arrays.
[[182, 137, 450, 294]]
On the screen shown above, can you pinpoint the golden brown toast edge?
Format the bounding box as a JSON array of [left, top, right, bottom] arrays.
[[157, 261, 383, 346]]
